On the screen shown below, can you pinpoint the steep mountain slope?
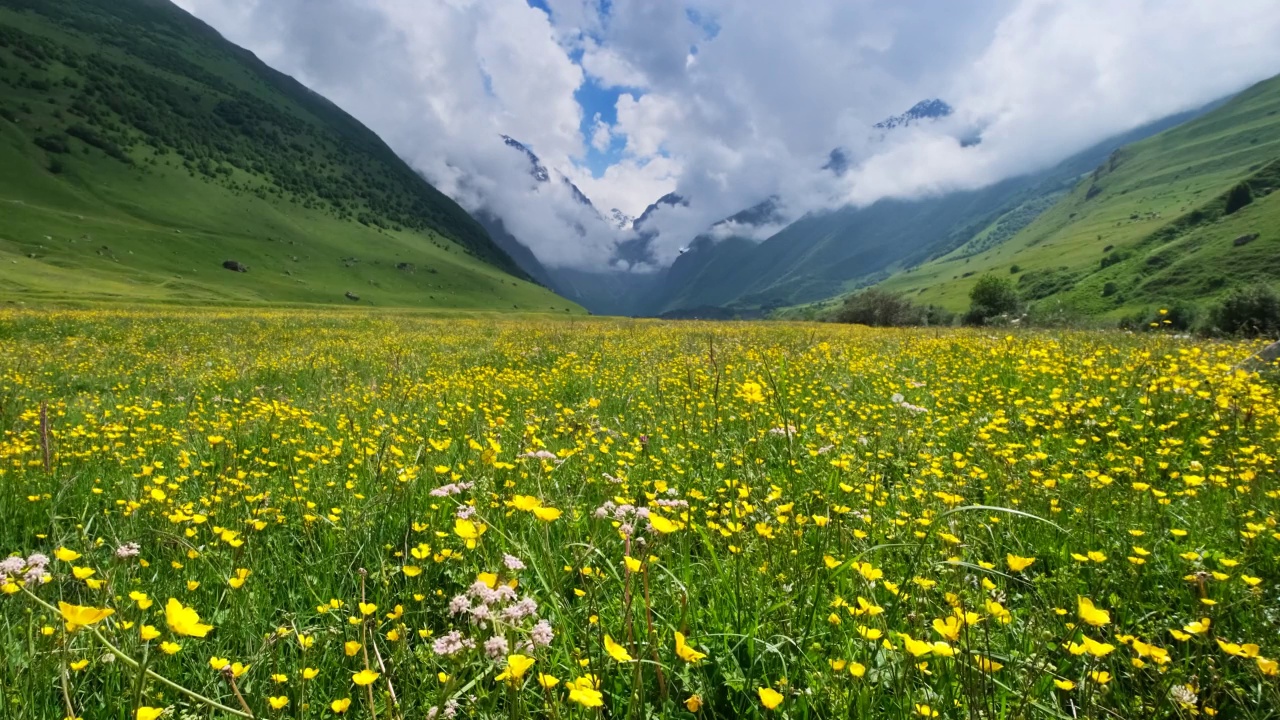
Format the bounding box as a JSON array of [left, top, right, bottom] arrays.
[[877, 73, 1280, 316], [0, 0, 579, 311], [642, 102, 1218, 316]]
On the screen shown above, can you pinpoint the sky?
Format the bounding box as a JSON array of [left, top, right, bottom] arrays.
[[172, 0, 1280, 271]]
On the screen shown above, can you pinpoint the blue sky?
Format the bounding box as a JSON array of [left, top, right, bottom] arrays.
[[526, 0, 628, 177]]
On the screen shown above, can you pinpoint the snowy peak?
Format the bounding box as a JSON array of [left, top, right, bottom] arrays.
[[873, 98, 953, 131], [609, 208, 635, 230], [501, 135, 550, 182]]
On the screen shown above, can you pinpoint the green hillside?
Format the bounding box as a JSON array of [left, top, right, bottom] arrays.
[[0, 0, 581, 312], [878, 73, 1280, 317]]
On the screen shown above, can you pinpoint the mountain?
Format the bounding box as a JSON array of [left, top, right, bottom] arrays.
[[0, 0, 579, 311], [873, 98, 953, 131], [637, 97, 1226, 317], [609, 208, 634, 230], [877, 73, 1280, 317]]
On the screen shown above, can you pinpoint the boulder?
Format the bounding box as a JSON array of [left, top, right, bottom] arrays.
[[222, 260, 248, 272]]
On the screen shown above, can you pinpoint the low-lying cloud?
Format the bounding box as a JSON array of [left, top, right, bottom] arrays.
[[174, 0, 1280, 271]]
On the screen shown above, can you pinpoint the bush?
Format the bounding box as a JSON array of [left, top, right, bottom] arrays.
[[1209, 285, 1280, 337], [965, 275, 1019, 325], [833, 288, 933, 327], [1118, 302, 1199, 332], [1223, 181, 1253, 215]]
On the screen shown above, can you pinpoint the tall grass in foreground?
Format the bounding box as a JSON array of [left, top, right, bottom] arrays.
[[0, 309, 1277, 720]]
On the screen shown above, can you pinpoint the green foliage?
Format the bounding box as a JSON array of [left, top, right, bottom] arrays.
[[965, 274, 1019, 324], [1209, 284, 1280, 336], [1224, 180, 1254, 215], [831, 287, 952, 327]]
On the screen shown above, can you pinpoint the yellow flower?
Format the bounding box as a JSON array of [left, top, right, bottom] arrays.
[[495, 654, 535, 683], [604, 634, 633, 662], [915, 704, 939, 717], [129, 591, 153, 610], [303, 667, 320, 680], [510, 495, 542, 512], [453, 519, 485, 548], [975, 656, 1004, 672], [267, 696, 289, 710], [532, 506, 563, 522], [857, 626, 882, 640], [401, 565, 422, 577], [352, 669, 379, 686], [55, 547, 81, 562], [1089, 670, 1112, 685], [624, 556, 643, 573], [685, 695, 703, 712], [649, 514, 680, 534], [330, 698, 352, 714], [849, 662, 866, 678], [228, 569, 250, 589], [58, 602, 114, 631], [69, 659, 90, 671], [71, 567, 95, 580], [136, 707, 165, 720], [740, 381, 766, 404], [932, 616, 962, 642], [1183, 618, 1211, 635], [140, 625, 161, 641], [1077, 597, 1110, 627], [358, 602, 377, 616], [165, 599, 213, 637], [1054, 679, 1076, 691], [1006, 554, 1035, 572], [568, 686, 604, 707], [344, 641, 361, 656], [758, 687, 784, 710], [674, 631, 707, 663], [1257, 657, 1278, 676], [901, 635, 934, 657], [159, 642, 181, 655], [537, 673, 559, 689]]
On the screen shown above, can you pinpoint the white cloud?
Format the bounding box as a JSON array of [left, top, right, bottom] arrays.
[[588, 113, 613, 152], [580, 39, 649, 89], [171, 0, 1280, 272]]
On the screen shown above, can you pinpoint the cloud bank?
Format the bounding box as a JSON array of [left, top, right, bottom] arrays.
[[174, 0, 1280, 270]]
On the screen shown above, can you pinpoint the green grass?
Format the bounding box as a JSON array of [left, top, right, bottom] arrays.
[[1, 310, 1279, 719], [0, 0, 575, 311], [879, 74, 1280, 317]]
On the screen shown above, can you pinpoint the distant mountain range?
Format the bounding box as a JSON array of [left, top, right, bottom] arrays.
[[480, 85, 1279, 321]]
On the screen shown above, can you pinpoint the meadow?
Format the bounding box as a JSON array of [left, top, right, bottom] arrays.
[[0, 309, 1277, 720]]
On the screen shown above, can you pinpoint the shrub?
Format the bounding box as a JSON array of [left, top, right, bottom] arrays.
[[1119, 302, 1199, 332], [1223, 181, 1253, 215], [965, 275, 1019, 325], [1209, 285, 1280, 337], [834, 288, 929, 327]]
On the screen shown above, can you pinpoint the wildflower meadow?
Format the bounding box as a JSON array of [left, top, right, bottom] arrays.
[[0, 309, 1277, 720]]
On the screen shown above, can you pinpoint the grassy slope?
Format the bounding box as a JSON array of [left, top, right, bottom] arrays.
[[0, 0, 580, 312], [879, 74, 1280, 315]]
